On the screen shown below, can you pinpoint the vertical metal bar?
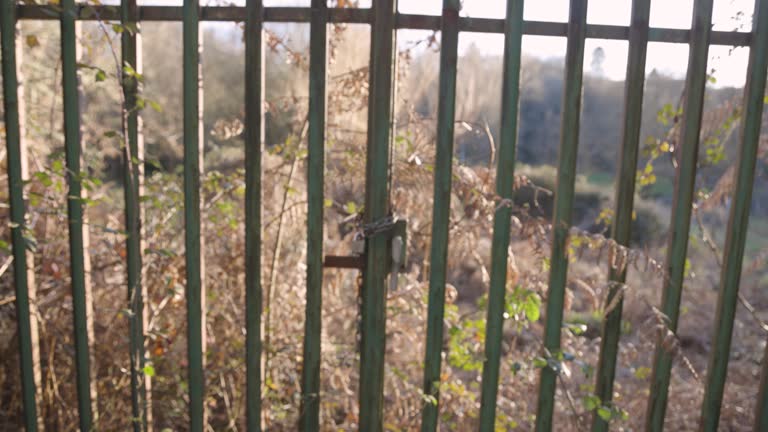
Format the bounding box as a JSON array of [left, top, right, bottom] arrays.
[[245, 1, 264, 431], [644, 1, 713, 430], [419, 1, 460, 431], [299, 0, 327, 430], [61, 0, 98, 429], [121, 0, 151, 430], [477, 1, 524, 431], [591, 1, 650, 431], [1, 2, 42, 430], [359, 0, 397, 429], [183, 0, 205, 430], [534, 1, 588, 431], [701, 0, 768, 430]]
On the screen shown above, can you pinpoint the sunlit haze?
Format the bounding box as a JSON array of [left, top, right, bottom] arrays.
[[136, 0, 757, 87], [398, 0, 754, 88]]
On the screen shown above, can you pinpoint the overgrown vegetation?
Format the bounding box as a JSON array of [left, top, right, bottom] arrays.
[[1, 1, 768, 431]]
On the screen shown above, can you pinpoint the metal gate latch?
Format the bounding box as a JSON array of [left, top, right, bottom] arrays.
[[323, 218, 407, 279]]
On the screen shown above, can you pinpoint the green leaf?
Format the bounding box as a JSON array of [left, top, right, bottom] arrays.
[[617, 408, 629, 421], [567, 323, 587, 335], [634, 366, 651, 380], [95, 69, 107, 82], [26, 35, 40, 48], [582, 394, 601, 411], [532, 357, 547, 368], [345, 201, 358, 214], [324, 198, 333, 208], [123, 22, 139, 35], [34, 171, 52, 187], [597, 406, 612, 421], [148, 99, 163, 113], [523, 296, 540, 322], [142, 364, 155, 377], [421, 393, 438, 406], [146, 158, 163, 170], [52, 159, 64, 174], [123, 63, 144, 82]]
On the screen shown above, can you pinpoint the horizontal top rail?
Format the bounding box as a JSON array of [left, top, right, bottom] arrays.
[[17, 5, 751, 46]]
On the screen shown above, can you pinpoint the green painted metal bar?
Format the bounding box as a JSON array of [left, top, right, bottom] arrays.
[[245, 1, 264, 430], [477, 1, 524, 431], [121, 0, 150, 430], [420, 1, 460, 431], [15, 5, 370, 25], [12, 4, 754, 46], [359, 0, 397, 430], [590, 1, 650, 431], [61, 0, 98, 429], [701, 0, 768, 430], [644, 1, 714, 430], [14, 3, 757, 46], [534, 1, 588, 430], [299, 0, 327, 430], [1, 2, 41, 430], [183, 0, 205, 430]]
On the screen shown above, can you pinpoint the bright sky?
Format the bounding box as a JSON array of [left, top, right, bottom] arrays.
[[395, 0, 754, 87], [137, 0, 757, 87]]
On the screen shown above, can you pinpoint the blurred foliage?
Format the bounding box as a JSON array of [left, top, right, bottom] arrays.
[[0, 3, 766, 431]]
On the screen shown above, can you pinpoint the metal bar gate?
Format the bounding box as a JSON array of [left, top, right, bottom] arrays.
[[2, 0, 768, 430]]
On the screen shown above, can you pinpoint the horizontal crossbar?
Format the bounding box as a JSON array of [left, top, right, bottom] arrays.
[[17, 5, 751, 46], [323, 255, 365, 270]]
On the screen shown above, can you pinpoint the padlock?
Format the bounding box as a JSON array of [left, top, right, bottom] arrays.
[[351, 232, 365, 255], [389, 235, 404, 292], [389, 219, 407, 273]]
